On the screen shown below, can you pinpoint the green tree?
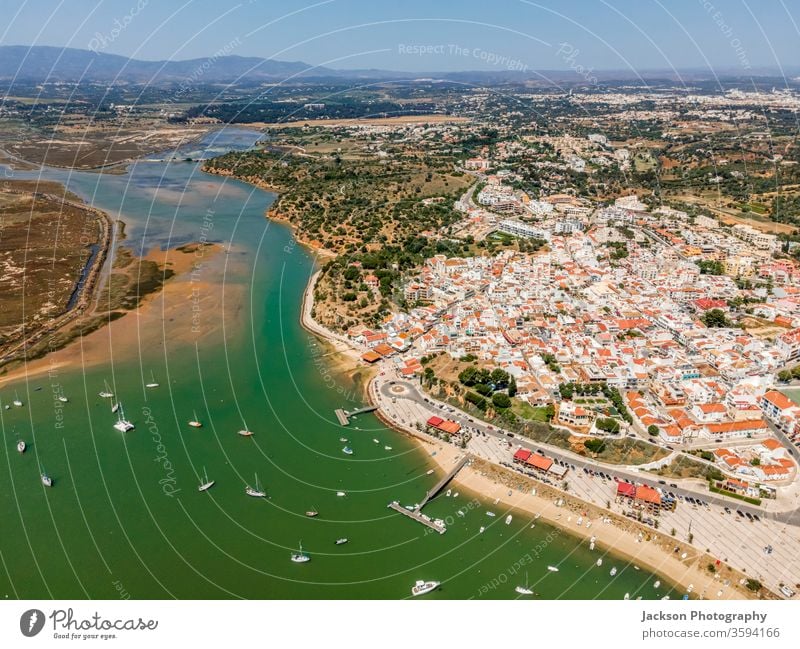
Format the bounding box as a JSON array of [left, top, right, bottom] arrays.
[[647, 424, 660, 436], [491, 392, 511, 409]]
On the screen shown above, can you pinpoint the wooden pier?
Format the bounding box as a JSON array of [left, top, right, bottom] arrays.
[[334, 405, 378, 426], [387, 455, 470, 534]]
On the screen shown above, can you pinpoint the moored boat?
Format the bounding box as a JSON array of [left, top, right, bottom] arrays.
[[113, 404, 135, 433], [411, 580, 439, 597], [342, 446, 353, 455], [237, 429, 254, 437], [547, 566, 559, 572], [17, 440, 26, 453], [245, 473, 266, 498], [198, 467, 215, 492], [334, 538, 348, 545], [188, 410, 203, 428], [41, 472, 53, 487], [505, 514, 512, 525], [291, 541, 310, 563], [610, 567, 618, 577]]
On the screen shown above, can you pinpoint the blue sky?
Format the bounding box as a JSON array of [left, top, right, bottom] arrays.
[[2, 0, 797, 72]]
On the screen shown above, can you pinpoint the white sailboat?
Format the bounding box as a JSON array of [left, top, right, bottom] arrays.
[[290, 541, 310, 563], [57, 394, 68, 403], [188, 410, 203, 428], [237, 429, 254, 437], [198, 467, 215, 492], [113, 403, 134, 432], [547, 565, 559, 572], [245, 473, 266, 498], [12, 391, 23, 407], [41, 469, 53, 487], [515, 572, 535, 596], [99, 380, 114, 399], [145, 371, 159, 389]]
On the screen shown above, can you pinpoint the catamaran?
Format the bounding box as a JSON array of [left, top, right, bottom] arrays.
[[99, 380, 114, 399], [188, 411, 203, 428], [113, 404, 135, 432], [290, 541, 310, 563], [145, 372, 159, 389], [12, 392, 23, 407], [245, 473, 266, 498], [411, 580, 439, 597], [17, 440, 26, 453], [198, 467, 215, 492]]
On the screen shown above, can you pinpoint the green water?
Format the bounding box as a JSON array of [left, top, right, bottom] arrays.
[[0, 129, 676, 600]]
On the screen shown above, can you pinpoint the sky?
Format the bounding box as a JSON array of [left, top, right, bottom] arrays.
[[1, 0, 798, 73]]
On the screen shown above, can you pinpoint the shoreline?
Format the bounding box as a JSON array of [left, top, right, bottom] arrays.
[[298, 271, 761, 600]]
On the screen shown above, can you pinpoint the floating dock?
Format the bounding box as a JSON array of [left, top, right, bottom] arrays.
[[334, 405, 378, 426], [387, 455, 470, 534]]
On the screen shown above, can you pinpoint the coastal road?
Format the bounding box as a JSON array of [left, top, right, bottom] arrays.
[[372, 373, 800, 592], [375, 376, 800, 526]]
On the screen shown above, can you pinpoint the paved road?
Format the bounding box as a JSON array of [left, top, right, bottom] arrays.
[[377, 377, 800, 526]]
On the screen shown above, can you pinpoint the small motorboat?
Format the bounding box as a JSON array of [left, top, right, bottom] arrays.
[[486, 511, 496, 517], [596, 558, 603, 567], [384, 445, 392, 450], [479, 526, 485, 534], [515, 585, 534, 595], [291, 542, 310, 563], [653, 580, 661, 589], [336, 491, 346, 497], [426, 469, 434, 475], [610, 567, 618, 577], [342, 446, 353, 455], [547, 566, 559, 572], [505, 514, 512, 525], [17, 440, 26, 453], [57, 395, 68, 403], [334, 538, 348, 545], [373, 438, 380, 444], [339, 437, 348, 443], [41, 472, 53, 487], [411, 580, 439, 597]]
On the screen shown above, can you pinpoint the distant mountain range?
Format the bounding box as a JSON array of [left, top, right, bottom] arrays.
[[0, 46, 794, 85]]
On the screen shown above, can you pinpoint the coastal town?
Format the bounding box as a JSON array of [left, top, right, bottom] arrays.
[[298, 117, 800, 600]]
